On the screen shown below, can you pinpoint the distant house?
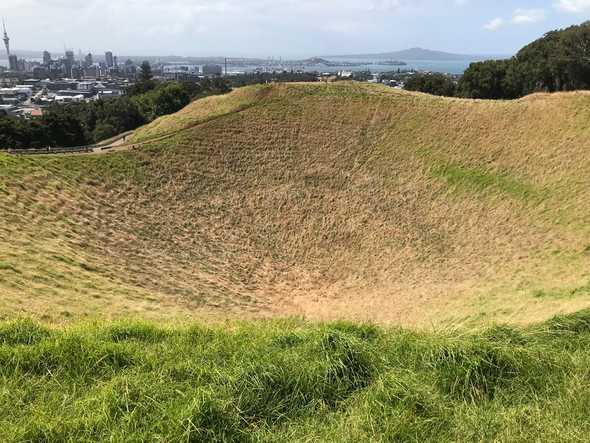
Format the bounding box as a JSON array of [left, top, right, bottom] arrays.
[[202, 64, 223, 76], [14, 107, 43, 118], [54, 94, 85, 103], [1, 86, 33, 97], [97, 89, 123, 100], [23, 79, 41, 87], [56, 89, 93, 99], [77, 81, 95, 92]]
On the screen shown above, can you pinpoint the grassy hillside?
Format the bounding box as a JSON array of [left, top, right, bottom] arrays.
[[2, 311, 590, 442], [1, 83, 590, 325]]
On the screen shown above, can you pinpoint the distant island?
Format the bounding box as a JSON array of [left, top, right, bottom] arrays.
[[323, 47, 498, 61], [302, 57, 407, 67]]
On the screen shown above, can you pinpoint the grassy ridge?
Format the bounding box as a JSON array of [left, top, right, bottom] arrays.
[[2, 312, 590, 441], [129, 85, 272, 142]]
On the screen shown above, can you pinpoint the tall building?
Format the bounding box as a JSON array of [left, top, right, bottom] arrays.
[[84, 52, 93, 67], [43, 50, 52, 65], [8, 54, 18, 71], [64, 50, 75, 77], [105, 51, 113, 68], [2, 19, 9, 59]]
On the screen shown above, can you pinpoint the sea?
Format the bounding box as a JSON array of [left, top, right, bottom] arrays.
[[321, 57, 477, 75], [0, 58, 478, 75], [227, 57, 479, 76]]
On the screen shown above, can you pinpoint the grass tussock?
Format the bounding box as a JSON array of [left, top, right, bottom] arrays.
[[1, 312, 590, 441]]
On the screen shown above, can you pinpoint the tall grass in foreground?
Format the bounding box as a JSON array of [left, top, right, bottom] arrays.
[[1, 313, 590, 442]]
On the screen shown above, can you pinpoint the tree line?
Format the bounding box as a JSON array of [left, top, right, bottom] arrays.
[[406, 21, 590, 99], [227, 71, 319, 87], [404, 73, 458, 97], [0, 62, 230, 150]]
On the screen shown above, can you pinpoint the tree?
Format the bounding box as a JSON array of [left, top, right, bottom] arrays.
[[126, 61, 157, 96], [458, 21, 590, 99], [152, 83, 191, 117], [139, 61, 153, 83], [131, 82, 192, 121], [2, 79, 232, 150], [40, 107, 87, 147], [458, 60, 513, 99], [405, 73, 457, 97], [92, 123, 117, 142], [200, 77, 231, 94]]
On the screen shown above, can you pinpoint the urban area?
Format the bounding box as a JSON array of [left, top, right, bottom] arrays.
[[0, 20, 227, 119], [0, 19, 436, 121]]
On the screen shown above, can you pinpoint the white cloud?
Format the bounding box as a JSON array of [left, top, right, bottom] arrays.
[[555, 0, 590, 12], [484, 17, 505, 31], [512, 8, 546, 24], [485, 8, 546, 32]]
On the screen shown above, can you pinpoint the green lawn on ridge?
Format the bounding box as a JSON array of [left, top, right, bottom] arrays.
[[1, 312, 590, 442]]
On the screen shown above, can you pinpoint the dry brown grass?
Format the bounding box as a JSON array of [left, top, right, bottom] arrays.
[[1, 82, 589, 326], [129, 84, 272, 142]]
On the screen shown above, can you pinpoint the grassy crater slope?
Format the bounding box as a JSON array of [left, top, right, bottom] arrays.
[[1, 312, 590, 441], [1, 82, 590, 325]]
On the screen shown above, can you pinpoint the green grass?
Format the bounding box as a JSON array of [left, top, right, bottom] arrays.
[[2, 313, 590, 442], [428, 159, 541, 201], [533, 280, 590, 299], [0, 261, 22, 274]]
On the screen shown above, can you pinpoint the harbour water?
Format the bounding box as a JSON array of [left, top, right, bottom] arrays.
[[0, 57, 486, 75], [228, 57, 487, 75], [321, 57, 480, 75]]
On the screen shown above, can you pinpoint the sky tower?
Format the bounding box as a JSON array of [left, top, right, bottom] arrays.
[[2, 19, 9, 58]]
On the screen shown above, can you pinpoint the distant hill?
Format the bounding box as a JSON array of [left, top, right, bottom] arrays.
[[326, 47, 493, 60], [302, 57, 332, 64]]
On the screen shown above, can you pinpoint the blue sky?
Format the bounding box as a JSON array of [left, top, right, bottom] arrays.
[[2, 0, 590, 57]]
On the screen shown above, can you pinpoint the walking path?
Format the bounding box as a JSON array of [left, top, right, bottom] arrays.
[[5, 130, 162, 156], [4, 101, 258, 157]]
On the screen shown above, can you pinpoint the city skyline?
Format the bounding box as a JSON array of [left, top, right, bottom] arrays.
[[1, 1, 590, 58]]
